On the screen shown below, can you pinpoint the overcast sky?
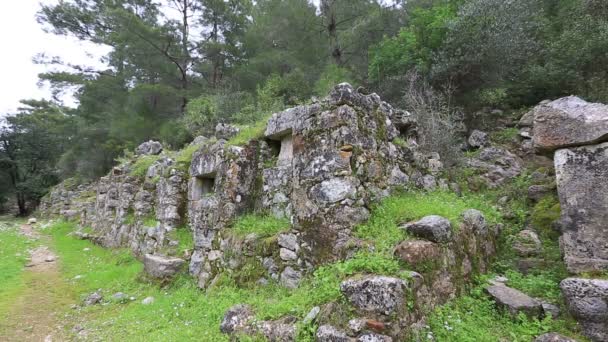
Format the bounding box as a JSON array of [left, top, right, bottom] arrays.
[[0, 0, 108, 117]]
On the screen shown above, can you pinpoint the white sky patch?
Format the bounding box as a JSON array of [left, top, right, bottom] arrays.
[[0, 0, 109, 117]]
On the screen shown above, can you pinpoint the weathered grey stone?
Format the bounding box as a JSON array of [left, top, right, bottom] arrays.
[[84, 291, 103, 306], [357, 333, 393, 342], [280, 267, 302, 289], [461, 209, 487, 235], [555, 143, 608, 273], [256, 317, 297, 342], [518, 108, 536, 128], [534, 333, 578, 342], [215, 123, 240, 140], [560, 278, 608, 342], [512, 230, 542, 257], [340, 276, 408, 316], [310, 178, 357, 204], [466, 147, 523, 188], [220, 304, 254, 334], [265, 106, 298, 139], [143, 254, 186, 279], [394, 240, 441, 266], [280, 248, 298, 261], [486, 284, 542, 317], [135, 140, 163, 155], [303, 306, 320, 325], [278, 233, 298, 251], [533, 96, 608, 151], [542, 302, 561, 318], [468, 130, 490, 149], [316, 325, 352, 342], [141, 296, 155, 305], [402, 215, 452, 243]]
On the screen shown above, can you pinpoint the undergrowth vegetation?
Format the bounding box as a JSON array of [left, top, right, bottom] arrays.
[[0, 220, 34, 320], [230, 214, 290, 237]]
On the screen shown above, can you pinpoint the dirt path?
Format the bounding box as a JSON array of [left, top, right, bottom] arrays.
[[0, 224, 74, 342]]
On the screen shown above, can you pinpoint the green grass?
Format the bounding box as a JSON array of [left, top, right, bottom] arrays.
[[0, 221, 34, 318], [423, 284, 586, 342], [355, 191, 502, 254], [491, 127, 519, 145], [168, 226, 194, 253], [130, 155, 161, 178], [42, 221, 404, 341], [226, 118, 270, 147], [231, 214, 290, 237], [175, 143, 202, 172]]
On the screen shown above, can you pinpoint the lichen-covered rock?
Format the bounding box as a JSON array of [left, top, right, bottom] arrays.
[[466, 147, 523, 188], [143, 254, 185, 279], [461, 209, 488, 235], [394, 240, 441, 266], [316, 324, 352, 342], [512, 230, 542, 257], [401, 215, 452, 243], [84, 291, 103, 306], [533, 96, 608, 152], [560, 278, 608, 342], [220, 304, 255, 334], [468, 130, 490, 149], [555, 142, 608, 273], [534, 333, 578, 342], [357, 333, 393, 342], [135, 140, 163, 155], [486, 284, 542, 318], [215, 123, 240, 140], [280, 266, 302, 289], [340, 276, 408, 316]]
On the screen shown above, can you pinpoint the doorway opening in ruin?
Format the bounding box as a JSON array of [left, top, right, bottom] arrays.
[[265, 131, 293, 167]]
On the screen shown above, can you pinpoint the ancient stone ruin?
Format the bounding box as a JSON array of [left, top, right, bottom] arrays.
[[39, 84, 507, 340], [523, 96, 608, 341]]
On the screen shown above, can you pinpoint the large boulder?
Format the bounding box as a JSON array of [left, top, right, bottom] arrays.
[[486, 284, 542, 318], [533, 96, 608, 152], [401, 215, 452, 243], [340, 276, 408, 316], [560, 278, 608, 342], [555, 142, 608, 273], [135, 140, 163, 155], [143, 254, 186, 279]]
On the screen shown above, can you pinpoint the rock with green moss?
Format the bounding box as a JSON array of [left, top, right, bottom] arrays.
[[512, 230, 542, 257]]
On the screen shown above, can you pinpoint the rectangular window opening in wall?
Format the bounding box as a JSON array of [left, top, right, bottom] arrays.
[[192, 175, 215, 200]]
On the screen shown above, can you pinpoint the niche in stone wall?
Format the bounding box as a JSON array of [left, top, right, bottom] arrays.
[[267, 130, 293, 167], [192, 175, 215, 200]]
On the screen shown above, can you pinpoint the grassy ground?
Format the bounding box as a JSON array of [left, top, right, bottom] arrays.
[[0, 186, 588, 341]]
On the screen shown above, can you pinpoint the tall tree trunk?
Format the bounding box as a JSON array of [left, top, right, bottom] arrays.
[[321, 0, 343, 65], [17, 193, 27, 217]]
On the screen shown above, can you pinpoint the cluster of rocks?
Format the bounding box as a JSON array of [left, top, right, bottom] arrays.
[[220, 208, 500, 341], [523, 96, 608, 341]]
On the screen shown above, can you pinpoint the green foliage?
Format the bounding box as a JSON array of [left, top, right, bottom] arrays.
[[503, 270, 565, 303], [531, 196, 561, 234], [314, 64, 356, 96], [129, 155, 161, 179], [355, 191, 501, 254], [226, 118, 270, 147], [0, 220, 34, 317], [230, 214, 290, 238], [175, 143, 204, 173], [491, 127, 520, 146], [423, 285, 580, 342], [168, 227, 194, 254], [369, 2, 457, 83]]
